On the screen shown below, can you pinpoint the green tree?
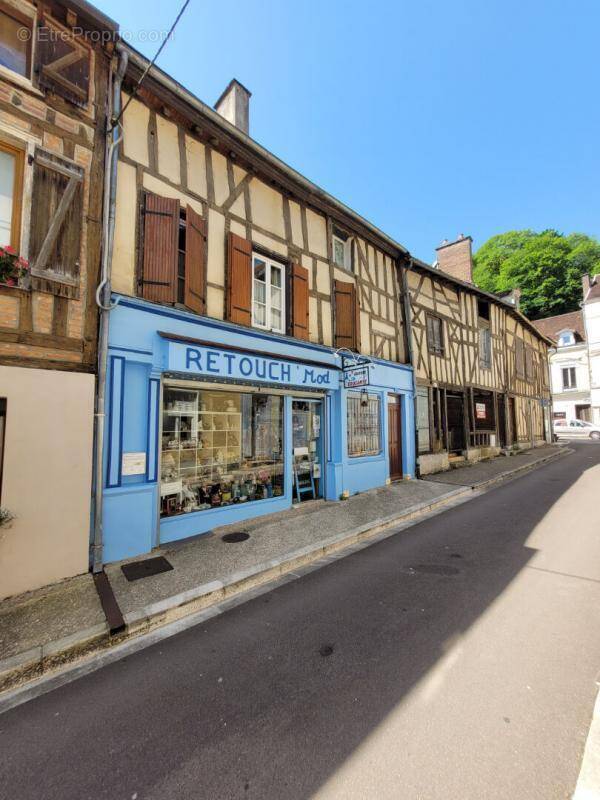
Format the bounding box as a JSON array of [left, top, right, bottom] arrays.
[[472, 229, 600, 319]]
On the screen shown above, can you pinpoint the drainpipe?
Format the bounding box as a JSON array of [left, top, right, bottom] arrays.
[[91, 46, 128, 573], [399, 256, 420, 478]]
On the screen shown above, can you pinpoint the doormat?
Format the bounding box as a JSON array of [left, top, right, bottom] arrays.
[[121, 556, 174, 582], [222, 531, 250, 543]]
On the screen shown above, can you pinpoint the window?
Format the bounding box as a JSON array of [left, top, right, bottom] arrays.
[[416, 387, 430, 453], [473, 390, 495, 430], [525, 347, 535, 380], [252, 253, 285, 334], [515, 338, 525, 377], [0, 140, 23, 250], [332, 228, 352, 271], [347, 392, 381, 457], [426, 314, 444, 356], [562, 367, 577, 390], [477, 298, 490, 321], [0, 6, 32, 79], [0, 397, 5, 501], [558, 331, 575, 347], [479, 326, 492, 369], [161, 386, 284, 517]]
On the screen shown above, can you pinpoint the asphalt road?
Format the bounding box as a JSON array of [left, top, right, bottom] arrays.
[[2, 442, 600, 800]]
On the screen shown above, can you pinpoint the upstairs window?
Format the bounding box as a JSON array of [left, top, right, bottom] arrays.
[[252, 253, 285, 334], [332, 228, 352, 271], [0, 140, 24, 251], [562, 367, 576, 390], [426, 314, 444, 356], [0, 6, 32, 79], [477, 298, 490, 321], [479, 326, 492, 369], [558, 330, 575, 347], [515, 338, 525, 378]]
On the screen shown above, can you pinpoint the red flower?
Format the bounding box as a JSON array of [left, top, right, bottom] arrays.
[[5, 277, 15, 286], [18, 257, 29, 268], [4, 246, 16, 255]]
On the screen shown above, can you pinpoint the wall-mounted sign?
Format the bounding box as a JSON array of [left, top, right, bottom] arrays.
[[475, 402, 487, 420], [122, 451, 146, 476], [168, 342, 339, 390], [344, 366, 369, 389]]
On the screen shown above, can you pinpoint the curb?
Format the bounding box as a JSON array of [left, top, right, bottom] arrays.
[[0, 446, 569, 703]]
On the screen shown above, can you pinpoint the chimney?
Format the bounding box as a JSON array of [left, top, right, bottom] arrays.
[[582, 273, 591, 299], [435, 234, 474, 283], [214, 79, 251, 135]]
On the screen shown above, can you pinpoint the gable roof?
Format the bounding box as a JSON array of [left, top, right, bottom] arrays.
[[531, 310, 585, 344]]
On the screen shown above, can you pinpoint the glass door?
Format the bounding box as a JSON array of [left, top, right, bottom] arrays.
[[292, 399, 323, 501]]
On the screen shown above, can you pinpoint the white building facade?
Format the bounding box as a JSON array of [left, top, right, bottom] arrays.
[[583, 274, 600, 425]]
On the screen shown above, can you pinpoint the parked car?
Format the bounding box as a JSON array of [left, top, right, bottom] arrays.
[[553, 419, 600, 440]]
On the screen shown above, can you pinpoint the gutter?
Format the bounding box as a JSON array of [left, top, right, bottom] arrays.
[[91, 46, 128, 573]]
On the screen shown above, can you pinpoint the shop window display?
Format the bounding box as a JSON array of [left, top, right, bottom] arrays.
[[161, 386, 284, 517]]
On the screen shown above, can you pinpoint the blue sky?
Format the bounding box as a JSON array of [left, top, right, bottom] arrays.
[[98, 0, 599, 263]]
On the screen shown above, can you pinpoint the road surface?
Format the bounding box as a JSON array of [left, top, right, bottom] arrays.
[[2, 442, 600, 799]]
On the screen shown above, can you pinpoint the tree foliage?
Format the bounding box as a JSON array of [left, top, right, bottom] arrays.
[[472, 230, 600, 319]]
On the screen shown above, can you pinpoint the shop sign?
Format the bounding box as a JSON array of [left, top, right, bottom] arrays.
[[343, 366, 369, 389], [168, 343, 339, 389], [475, 402, 487, 420]]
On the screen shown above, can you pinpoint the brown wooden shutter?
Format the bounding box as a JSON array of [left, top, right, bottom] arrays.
[[141, 192, 178, 304], [227, 233, 252, 326], [30, 148, 83, 280], [36, 14, 90, 107], [184, 205, 207, 314], [291, 263, 310, 340], [334, 279, 360, 350]]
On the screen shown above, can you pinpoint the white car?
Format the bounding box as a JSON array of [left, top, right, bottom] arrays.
[[553, 419, 600, 440]]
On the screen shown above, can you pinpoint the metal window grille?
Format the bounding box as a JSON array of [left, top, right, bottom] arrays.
[[347, 393, 381, 456]]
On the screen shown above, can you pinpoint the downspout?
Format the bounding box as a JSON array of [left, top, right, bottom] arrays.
[[399, 255, 420, 478], [91, 45, 128, 573]]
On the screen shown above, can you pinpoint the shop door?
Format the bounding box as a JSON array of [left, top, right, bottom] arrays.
[[497, 394, 507, 447], [387, 396, 403, 480], [292, 400, 323, 501], [446, 392, 466, 453], [508, 397, 517, 445]]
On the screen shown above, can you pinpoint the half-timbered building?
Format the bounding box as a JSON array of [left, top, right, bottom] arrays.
[[407, 236, 552, 475], [100, 53, 415, 564], [0, 0, 114, 598]]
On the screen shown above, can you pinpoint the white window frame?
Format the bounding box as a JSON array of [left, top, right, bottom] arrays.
[[557, 330, 575, 347], [562, 366, 577, 390], [251, 252, 286, 335], [332, 233, 352, 271]]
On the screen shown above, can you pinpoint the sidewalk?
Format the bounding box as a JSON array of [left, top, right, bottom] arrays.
[[0, 443, 568, 694]]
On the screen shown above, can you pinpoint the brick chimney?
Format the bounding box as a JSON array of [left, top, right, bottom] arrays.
[[436, 234, 473, 283], [214, 79, 251, 135], [582, 273, 591, 299]]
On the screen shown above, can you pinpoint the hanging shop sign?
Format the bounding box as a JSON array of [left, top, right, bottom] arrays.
[[168, 342, 339, 389], [475, 402, 487, 420], [343, 366, 370, 389]]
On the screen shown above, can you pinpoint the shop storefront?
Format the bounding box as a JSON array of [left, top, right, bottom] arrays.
[[101, 297, 415, 563]]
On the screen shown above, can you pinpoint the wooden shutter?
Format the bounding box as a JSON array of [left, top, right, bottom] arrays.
[[36, 14, 90, 107], [30, 148, 83, 280], [291, 263, 309, 340], [141, 192, 178, 304], [184, 206, 207, 314], [227, 233, 252, 326], [334, 279, 360, 350]]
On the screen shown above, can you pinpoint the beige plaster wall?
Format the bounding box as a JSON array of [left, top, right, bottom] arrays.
[[0, 366, 94, 599], [122, 95, 149, 167], [156, 115, 180, 184], [112, 160, 137, 295]]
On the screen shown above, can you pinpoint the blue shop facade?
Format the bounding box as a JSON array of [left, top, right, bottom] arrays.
[[101, 296, 415, 564]]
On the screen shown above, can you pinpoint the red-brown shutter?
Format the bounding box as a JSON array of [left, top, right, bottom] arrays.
[[291, 263, 310, 340], [141, 192, 178, 304], [184, 205, 207, 314], [334, 279, 360, 350], [227, 233, 252, 326]]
